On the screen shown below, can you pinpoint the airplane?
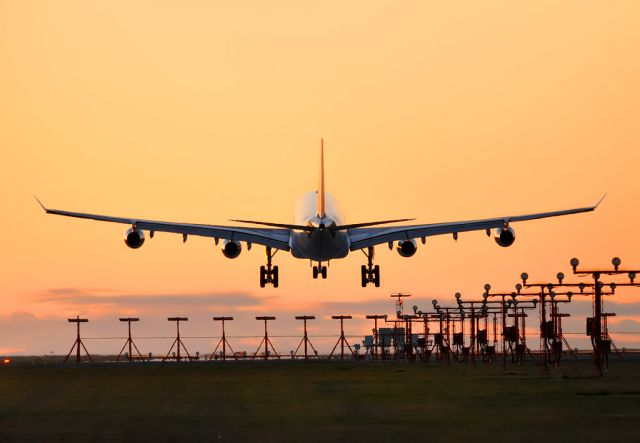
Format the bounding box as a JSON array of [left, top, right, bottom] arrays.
[[36, 140, 604, 288]]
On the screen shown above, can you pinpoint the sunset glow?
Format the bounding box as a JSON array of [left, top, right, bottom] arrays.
[[2, 2, 640, 355]]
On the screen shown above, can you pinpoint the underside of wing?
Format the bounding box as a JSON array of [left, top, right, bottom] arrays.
[[348, 199, 602, 251], [37, 200, 291, 251]]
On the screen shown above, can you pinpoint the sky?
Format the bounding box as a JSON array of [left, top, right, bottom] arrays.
[[1, 1, 640, 355]]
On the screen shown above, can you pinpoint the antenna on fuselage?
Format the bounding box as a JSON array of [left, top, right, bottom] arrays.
[[317, 139, 326, 218]]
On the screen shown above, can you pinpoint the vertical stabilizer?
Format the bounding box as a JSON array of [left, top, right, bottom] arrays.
[[317, 139, 326, 218]]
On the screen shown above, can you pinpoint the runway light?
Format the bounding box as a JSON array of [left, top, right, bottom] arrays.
[[520, 273, 528, 284], [612, 257, 621, 271], [570, 257, 580, 271], [2, 358, 10, 365]]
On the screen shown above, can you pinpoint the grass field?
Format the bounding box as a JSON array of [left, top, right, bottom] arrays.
[[1, 357, 639, 442]]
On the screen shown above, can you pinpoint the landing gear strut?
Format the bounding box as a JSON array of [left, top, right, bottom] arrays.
[[312, 262, 328, 279], [260, 247, 279, 288], [361, 247, 380, 287]]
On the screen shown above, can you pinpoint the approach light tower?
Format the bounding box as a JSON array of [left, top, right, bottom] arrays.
[[390, 293, 412, 317], [294, 316, 319, 359], [64, 315, 92, 364], [116, 317, 144, 362], [568, 257, 639, 374], [210, 317, 236, 361]]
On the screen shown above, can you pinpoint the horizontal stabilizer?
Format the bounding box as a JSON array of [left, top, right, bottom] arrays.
[[333, 218, 415, 231], [229, 219, 314, 232]]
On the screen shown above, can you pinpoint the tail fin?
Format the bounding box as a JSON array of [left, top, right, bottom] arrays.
[[317, 139, 326, 218]]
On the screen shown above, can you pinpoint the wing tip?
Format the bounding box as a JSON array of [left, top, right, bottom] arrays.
[[594, 193, 607, 209], [34, 195, 49, 212]]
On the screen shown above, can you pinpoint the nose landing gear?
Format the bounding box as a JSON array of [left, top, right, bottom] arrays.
[[312, 262, 328, 279], [260, 247, 279, 288], [361, 247, 380, 287]]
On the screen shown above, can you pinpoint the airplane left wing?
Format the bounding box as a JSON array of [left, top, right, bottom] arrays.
[[348, 199, 603, 251], [36, 199, 291, 251]]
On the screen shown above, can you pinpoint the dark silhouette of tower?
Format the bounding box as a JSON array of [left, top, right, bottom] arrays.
[[64, 315, 92, 363], [116, 317, 144, 362]]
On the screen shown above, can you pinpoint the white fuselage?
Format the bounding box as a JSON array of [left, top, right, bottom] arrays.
[[289, 192, 350, 261]]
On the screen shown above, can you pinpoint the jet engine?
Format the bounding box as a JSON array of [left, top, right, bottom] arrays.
[[494, 226, 516, 247], [124, 227, 145, 249], [396, 239, 418, 257], [221, 240, 242, 259]]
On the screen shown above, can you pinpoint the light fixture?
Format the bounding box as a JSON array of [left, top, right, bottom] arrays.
[[612, 257, 621, 271], [570, 257, 579, 271]]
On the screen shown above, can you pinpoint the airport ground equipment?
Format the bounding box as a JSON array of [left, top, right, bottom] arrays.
[[482, 285, 540, 367], [293, 316, 319, 359], [515, 278, 581, 368], [252, 316, 280, 360], [521, 261, 627, 373], [454, 293, 504, 364], [116, 317, 144, 362], [64, 315, 92, 363], [329, 315, 355, 359], [533, 257, 640, 374], [569, 257, 638, 374], [506, 302, 537, 365], [429, 302, 461, 364], [365, 314, 387, 359], [163, 317, 193, 362], [210, 317, 236, 361]]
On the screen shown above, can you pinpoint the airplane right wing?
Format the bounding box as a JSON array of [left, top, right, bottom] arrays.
[[348, 198, 604, 251]]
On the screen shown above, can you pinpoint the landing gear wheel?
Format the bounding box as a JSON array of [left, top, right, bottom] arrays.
[[313, 267, 319, 279], [321, 266, 327, 279], [260, 265, 266, 288], [361, 247, 380, 287], [260, 247, 280, 288], [273, 266, 279, 288]]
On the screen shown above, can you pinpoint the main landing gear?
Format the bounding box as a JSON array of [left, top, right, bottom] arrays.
[[361, 247, 380, 287], [260, 247, 279, 288], [312, 262, 328, 279]]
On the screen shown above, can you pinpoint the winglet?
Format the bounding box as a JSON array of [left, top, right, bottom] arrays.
[[317, 138, 326, 218], [594, 193, 607, 209], [34, 195, 49, 212]]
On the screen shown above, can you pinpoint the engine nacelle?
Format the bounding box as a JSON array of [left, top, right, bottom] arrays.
[[396, 239, 418, 257], [124, 227, 145, 249], [494, 226, 516, 247], [221, 240, 242, 259]]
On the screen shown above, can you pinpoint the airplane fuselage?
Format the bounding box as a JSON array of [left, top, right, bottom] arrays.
[[290, 192, 350, 261]]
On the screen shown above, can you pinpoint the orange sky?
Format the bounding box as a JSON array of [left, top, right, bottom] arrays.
[[1, 1, 640, 354]]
